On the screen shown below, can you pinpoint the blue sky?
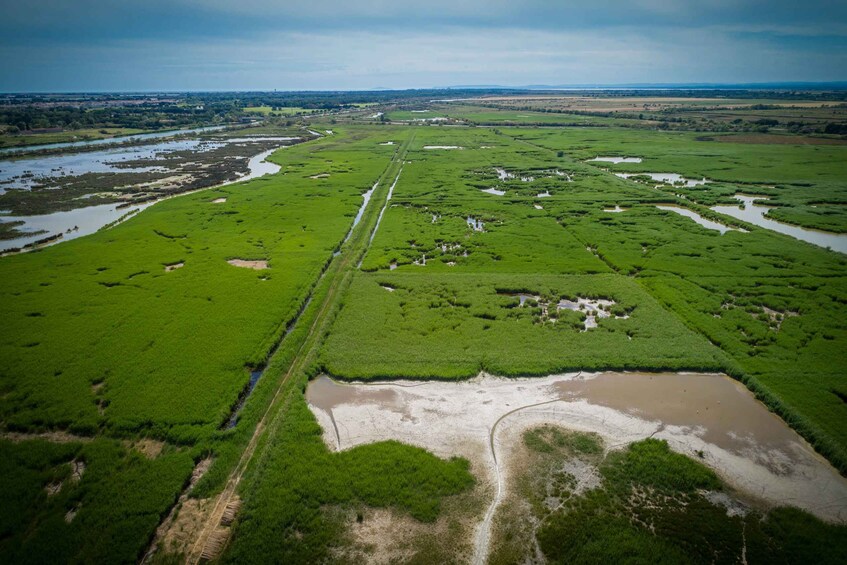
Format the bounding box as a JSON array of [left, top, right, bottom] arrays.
[[1, 1, 846, 91]]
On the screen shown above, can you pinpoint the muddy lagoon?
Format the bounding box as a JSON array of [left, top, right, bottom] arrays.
[[307, 372, 847, 563]]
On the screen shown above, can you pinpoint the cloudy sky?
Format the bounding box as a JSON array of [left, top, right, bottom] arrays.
[[1, 1, 846, 91]]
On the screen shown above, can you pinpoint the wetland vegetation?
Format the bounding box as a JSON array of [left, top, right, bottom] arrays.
[[1, 89, 845, 563]]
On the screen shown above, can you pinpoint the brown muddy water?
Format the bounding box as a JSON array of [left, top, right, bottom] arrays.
[[306, 372, 847, 563]]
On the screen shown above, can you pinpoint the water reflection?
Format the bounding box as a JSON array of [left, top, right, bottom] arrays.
[[712, 195, 847, 254], [1, 146, 283, 253], [656, 205, 743, 235], [0, 125, 230, 156]]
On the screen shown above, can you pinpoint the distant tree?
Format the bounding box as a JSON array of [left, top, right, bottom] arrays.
[[557, 151, 564, 158], [824, 122, 847, 135]]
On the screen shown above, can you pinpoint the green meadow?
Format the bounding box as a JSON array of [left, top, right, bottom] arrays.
[[323, 125, 847, 472], [1, 101, 845, 563], [0, 126, 407, 561]]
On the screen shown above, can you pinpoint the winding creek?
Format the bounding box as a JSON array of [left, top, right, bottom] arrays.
[[656, 205, 744, 234], [306, 372, 847, 563], [712, 195, 847, 254]]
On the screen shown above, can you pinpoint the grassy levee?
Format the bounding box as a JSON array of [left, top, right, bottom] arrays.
[[0, 128, 149, 149], [217, 130, 481, 563], [189, 129, 414, 499], [184, 130, 422, 562]]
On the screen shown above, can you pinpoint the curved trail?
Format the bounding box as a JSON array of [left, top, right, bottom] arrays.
[[473, 373, 583, 564], [473, 398, 564, 565]]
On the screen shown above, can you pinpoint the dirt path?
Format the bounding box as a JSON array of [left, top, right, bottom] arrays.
[[183, 133, 414, 564], [472, 397, 564, 565]]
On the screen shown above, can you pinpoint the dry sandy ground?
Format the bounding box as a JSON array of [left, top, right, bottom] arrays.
[[142, 457, 213, 562], [226, 259, 269, 270], [306, 372, 847, 564]]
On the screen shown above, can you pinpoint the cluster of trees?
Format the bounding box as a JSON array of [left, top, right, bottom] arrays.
[[0, 102, 236, 133]]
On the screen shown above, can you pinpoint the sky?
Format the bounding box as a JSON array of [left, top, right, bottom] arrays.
[[1, 0, 846, 92]]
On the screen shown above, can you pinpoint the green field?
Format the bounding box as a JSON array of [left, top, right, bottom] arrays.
[[1, 99, 846, 563], [0, 128, 396, 442], [424, 103, 643, 126], [322, 125, 847, 472], [0, 127, 404, 561], [0, 437, 193, 563], [509, 126, 847, 231]]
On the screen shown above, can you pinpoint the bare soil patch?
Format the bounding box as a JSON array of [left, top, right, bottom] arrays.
[[128, 438, 166, 459], [227, 259, 269, 270], [143, 458, 213, 562]]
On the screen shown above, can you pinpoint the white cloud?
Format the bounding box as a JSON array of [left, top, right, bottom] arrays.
[[2, 23, 845, 91]]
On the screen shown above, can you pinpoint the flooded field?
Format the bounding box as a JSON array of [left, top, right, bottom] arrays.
[[616, 172, 709, 187], [0, 125, 231, 156], [0, 136, 295, 192], [0, 142, 286, 253], [713, 195, 847, 253], [307, 372, 847, 562], [0, 201, 155, 252]]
